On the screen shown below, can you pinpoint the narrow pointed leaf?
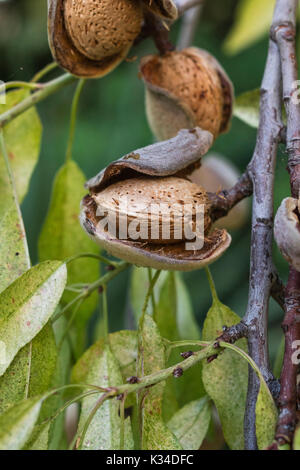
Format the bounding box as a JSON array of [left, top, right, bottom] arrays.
[[0, 323, 57, 414], [72, 330, 138, 385], [38, 160, 99, 356], [0, 260, 67, 375], [220, 341, 277, 450], [77, 344, 134, 450], [0, 89, 42, 209], [0, 396, 43, 450], [234, 89, 260, 128], [202, 275, 248, 450], [256, 381, 277, 449], [293, 427, 300, 450], [175, 273, 200, 340], [138, 314, 182, 450], [168, 397, 211, 450], [224, 0, 275, 55], [0, 200, 30, 293]]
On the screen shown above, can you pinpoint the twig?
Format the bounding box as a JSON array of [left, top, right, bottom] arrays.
[[177, 4, 203, 50], [271, 0, 300, 445], [214, 5, 284, 449], [276, 269, 300, 445], [242, 32, 283, 449], [209, 170, 253, 222], [51, 261, 130, 323], [0, 73, 76, 128], [175, 0, 204, 16], [65, 78, 86, 162], [141, 11, 175, 54]]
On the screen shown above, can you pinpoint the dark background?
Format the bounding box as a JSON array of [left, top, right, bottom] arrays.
[[0, 0, 292, 364]]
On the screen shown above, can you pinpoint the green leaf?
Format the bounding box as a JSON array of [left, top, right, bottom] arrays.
[[273, 335, 285, 379], [0, 396, 43, 450], [72, 330, 138, 385], [0, 323, 57, 415], [0, 201, 30, 293], [154, 272, 178, 341], [234, 89, 260, 128], [255, 380, 277, 449], [175, 273, 200, 340], [221, 341, 278, 449], [46, 316, 72, 450], [130, 269, 200, 340], [0, 260, 67, 376], [293, 427, 300, 450], [224, 0, 275, 55], [72, 330, 138, 447], [38, 160, 99, 356], [77, 343, 134, 450], [202, 271, 248, 450], [130, 267, 168, 322], [167, 397, 211, 450], [0, 89, 42, 209], [138, 314, 182, 450], [22, 317, 71, 450]]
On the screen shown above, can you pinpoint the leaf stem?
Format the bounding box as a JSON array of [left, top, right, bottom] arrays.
[[102, 284, 109, 340], [51, 262, 129, 323], [141, 269, 161, 320], [205, 267, 218, 302], [66, 252, 118, 267], [65, 79, 86, 163], [0, 73, 77, 128], [31, 62, 58, 83]]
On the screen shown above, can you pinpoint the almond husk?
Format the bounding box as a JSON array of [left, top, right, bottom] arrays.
[[141, 0, 178, 19], [92, 176, 211, 244], [80, 128, 231, 271], [48, 0, 142, 78], [81, 194, 231, 271], [64, 0, 143, 61], [140, 47, 234, 140], [274, 197, 300, 272]]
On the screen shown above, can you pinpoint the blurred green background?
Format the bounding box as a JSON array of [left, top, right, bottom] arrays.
[[0, 0, 292, 364]]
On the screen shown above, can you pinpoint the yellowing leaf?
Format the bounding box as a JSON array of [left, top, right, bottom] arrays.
[[0, 89, 42, 209], [38, 160, 100, 356], [293, 427, 300, 450], [0, 260, 67, 375], [256, 380, 277, 449], [168, 397, 211, 450], [234, 89, 260, 128], [224, 0, 276, 55], [0, 396, 43, 450], [138, 314, 182, 450], [202, 270, 248, 450], [76, 344, 134, 450]]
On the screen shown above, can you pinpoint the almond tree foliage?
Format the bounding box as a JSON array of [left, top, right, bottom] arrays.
[[0, 0, 299, 451]]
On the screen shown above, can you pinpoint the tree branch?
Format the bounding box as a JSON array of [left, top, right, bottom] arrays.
[[208, 169, 253, 222], [175, 0, 204, 16], [177, 4, 203, 50], [276, 269, 300, 445], [242, 33, 283, 449], [271, 0, 300, 446]]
